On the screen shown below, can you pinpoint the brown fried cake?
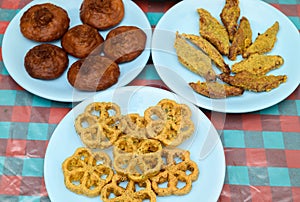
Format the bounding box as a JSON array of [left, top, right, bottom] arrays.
[[67, 56, 120, 91], [198, 8, 230, 56], [220, 0, 240, 42], [24, 44, 68, 80], [80, 0, 124, 30], [20, 3, 70, 42], [219, 71, 287, 92], [103, 26, 147, 63], [189, 81, 244, 98], [61, 24, 104, 59], [243, 21, 279, 58]]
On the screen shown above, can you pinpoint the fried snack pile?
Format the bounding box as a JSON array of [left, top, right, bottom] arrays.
[[62, 99, 199, 200], [20, 1, 147, 92], [174, 0, 287, 98]]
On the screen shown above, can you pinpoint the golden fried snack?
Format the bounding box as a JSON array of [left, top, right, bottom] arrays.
[[220, 0, 240, 41], [181, 33, 230, 74], [113, 136, 163, 182], [120, 113, 147, 139], [231, 53, 284, 75], [20, 3, 70, 42], [145, 99, 194, 146], [189, 81, 244, 98], [103, 26, 147, 63], [61, 24, 104, 59], [229, 16, 252, 60], [101, 174, 157, 202], [150, 147, 199, 196], [80, 0, 124, 30], [24, 44, 69, 80], [243, 21, 279, 58], [75, 102, 124, 149], [67, 56, 120, 91], [62, 147, 114, 197], [219, 71, 287, 92], [198, 8, 230, 56], [174, 32, 216, 81]]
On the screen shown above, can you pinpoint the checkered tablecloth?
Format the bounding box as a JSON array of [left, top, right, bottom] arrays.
[[0, 0, 299, 201]]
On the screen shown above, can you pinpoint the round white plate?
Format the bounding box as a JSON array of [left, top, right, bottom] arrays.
[[152, 0, 300, 113], [44, 86, 225, 202], [2, 0, 151, 102]]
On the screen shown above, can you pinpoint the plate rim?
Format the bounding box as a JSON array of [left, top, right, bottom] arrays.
[[44, 85, 226, 202], [151, 0, 300, 113], [2, 0, 152, 102]]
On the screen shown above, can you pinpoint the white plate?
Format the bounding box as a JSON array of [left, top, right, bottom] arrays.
[[152, 0, 300, 113], [44, 86, 225, 202], [2, 0, 151, 102]]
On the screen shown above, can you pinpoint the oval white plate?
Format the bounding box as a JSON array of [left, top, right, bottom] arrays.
[[152, 0, 300, 113], [2, 0, 151, 102], [44, 86, 225, 202]]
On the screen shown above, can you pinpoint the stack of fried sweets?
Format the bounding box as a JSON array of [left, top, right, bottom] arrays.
[[174, 0, 287, 99], [62, 99, 199, 201], [20, 0, 146, 91]]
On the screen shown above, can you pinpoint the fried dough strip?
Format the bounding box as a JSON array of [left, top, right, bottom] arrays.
[[189, 81, 244, 98], [243, 21, 279, 58], [228, 16, 252, 60], [219, 71, 287, 92], [220, 0, 240, 41], [181, 33, 230, 74], [174, 32, 216, 81], [198, 8, 230, 56], [231, 53, 284, 75]]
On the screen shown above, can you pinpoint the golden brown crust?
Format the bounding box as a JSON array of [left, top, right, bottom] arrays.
[[80, 0, 124, 30], [243, 21, 279, 58], [228, 16, 252, 60], [62, 147, 114, 197], [189, 81, 244, 98], [181, 33, 230, 74], [103, 26, 147, 63], [198, 8, 230, 56], [219, 71, 287, 92], [220, 0, 240, 41], [67, 56, 120, 91], [24, 44, 68, 80], [231, 54, 284, 75], [20, 3, 70, 42], [61, 24, 104, 59], [174, 32, 216, 81]]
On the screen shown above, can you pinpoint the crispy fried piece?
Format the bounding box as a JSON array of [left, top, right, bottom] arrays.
[[231, 53, 284, 75], [189, 81, 244, 98], [181, 33, 230, 74], [174, 32, 216, 81], [229, 16, 252, 60], [220, 0, 240, 41], [243, 21, 279, 58], [151, 147, 199, 196], [198, 8, 230, 56], [219, 71, 287, 92]]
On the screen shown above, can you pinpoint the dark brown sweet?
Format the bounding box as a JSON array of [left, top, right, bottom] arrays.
[[20, 3, 70, 42], [61, 24, 104, 59], [67, 56, 120, 91], [103, 26, 147, 63], [24, 44, 69, 80], [80, 0, 124, 30]]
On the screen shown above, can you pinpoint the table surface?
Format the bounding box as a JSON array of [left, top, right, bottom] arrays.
[[0, 0, 299, 201]]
